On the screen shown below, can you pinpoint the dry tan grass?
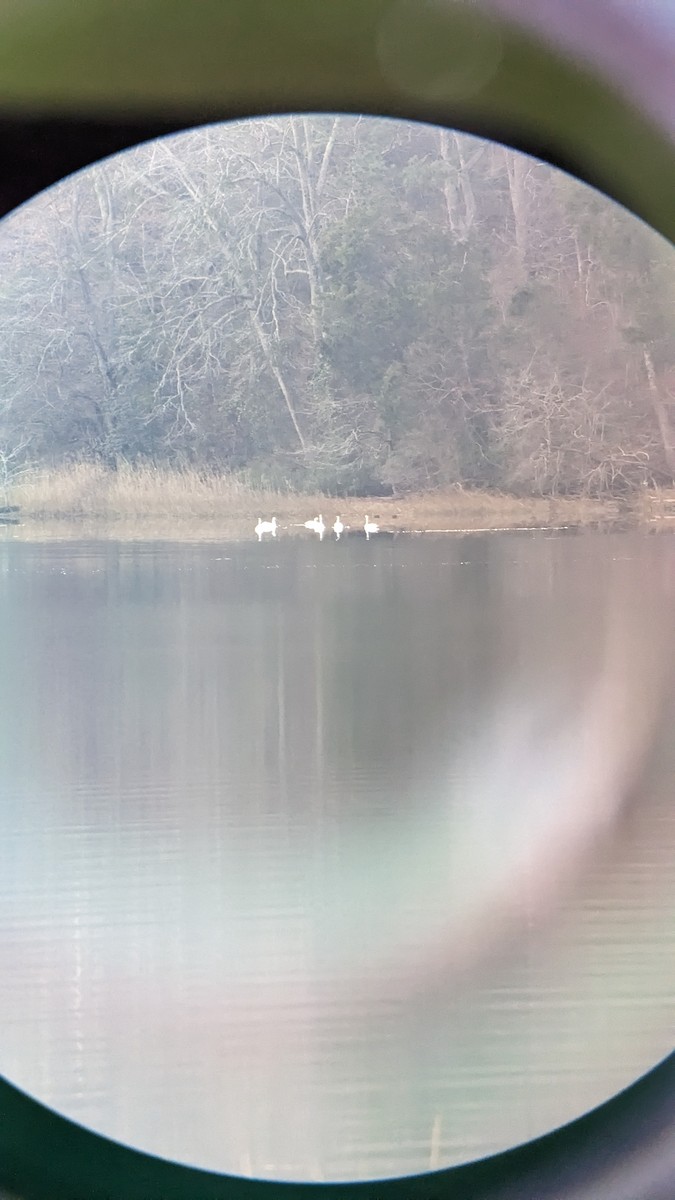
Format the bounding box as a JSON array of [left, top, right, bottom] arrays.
[[4, 463, 639, 536], [360, 489, 619, 529], [637, 485, 675, 524], [10, 463, 296, 520]]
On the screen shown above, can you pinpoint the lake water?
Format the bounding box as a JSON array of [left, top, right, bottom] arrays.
[[0, 528, 674, 1182]]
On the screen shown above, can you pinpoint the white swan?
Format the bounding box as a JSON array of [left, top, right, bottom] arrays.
[[333, 516, 344, 539], [304, 514, 326, 538], [255, 517, 277, 540], [364, 515, 379, 540]]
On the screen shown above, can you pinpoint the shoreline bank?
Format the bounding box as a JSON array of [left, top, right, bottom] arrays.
[[2, 464, 674, 541]]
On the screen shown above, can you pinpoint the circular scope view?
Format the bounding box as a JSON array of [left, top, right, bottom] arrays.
[[0, 115, 674, 1182]]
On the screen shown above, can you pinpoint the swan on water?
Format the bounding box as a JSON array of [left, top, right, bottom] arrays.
[[255, 517, 277, 539], [364, 516, 379, 540], [304, 515, 326, 538], [333, 516, 345, 539]]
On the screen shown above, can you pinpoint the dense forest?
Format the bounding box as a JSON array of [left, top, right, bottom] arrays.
[[0, 115, 674, 498]]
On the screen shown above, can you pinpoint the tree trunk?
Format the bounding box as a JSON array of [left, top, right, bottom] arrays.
[[644, 346, 675, 476], [506, 153, 529, 284]]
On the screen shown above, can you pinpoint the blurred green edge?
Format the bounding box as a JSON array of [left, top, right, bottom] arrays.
[[0, 0, 672, 241]]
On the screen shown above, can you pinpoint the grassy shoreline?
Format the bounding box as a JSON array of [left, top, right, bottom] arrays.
[[2, 463, 675, 540]]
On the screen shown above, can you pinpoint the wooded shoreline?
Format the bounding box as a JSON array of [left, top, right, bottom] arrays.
[[2, 118, 674, 509]]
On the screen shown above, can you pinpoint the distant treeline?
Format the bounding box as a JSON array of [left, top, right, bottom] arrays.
[[1, 115, 674, 498]]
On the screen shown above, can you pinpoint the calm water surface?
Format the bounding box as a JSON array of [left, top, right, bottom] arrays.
[[0, 529, 674, 1181]]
